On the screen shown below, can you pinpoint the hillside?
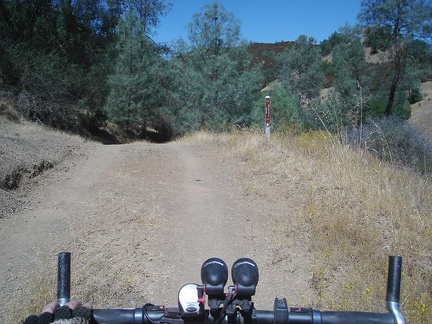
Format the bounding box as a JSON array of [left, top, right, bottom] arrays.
[[248, 41, 293, 68], [410, 81, 432, 144], [248, 40, 394, 90]]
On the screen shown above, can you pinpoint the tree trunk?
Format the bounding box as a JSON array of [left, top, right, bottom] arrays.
[[385, 40, 406, 116], [384, 70, 400, 116]]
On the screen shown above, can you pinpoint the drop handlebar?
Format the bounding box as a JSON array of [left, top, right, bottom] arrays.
[[56, 253, 406, 324], [92, 304, 399, 324]]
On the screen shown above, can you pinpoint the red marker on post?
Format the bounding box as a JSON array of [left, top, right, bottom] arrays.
[[265, 96, 271, 139]]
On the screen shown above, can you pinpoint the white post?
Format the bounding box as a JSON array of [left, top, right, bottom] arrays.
[[265, 96, 271, 139]]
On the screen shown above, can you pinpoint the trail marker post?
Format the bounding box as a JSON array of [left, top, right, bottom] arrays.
[[265, 96, 271, 139]]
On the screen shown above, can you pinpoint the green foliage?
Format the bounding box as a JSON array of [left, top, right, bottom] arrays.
[[359, 0, 432, 39], [320, 32, 352, 56], [6, 44, 84, 128], [165, 45, 262, 136], [162, 2, 262, 136], [358, 0, 432, 116], [322, 60, 336, 88], [0, 0, 430, 144], [365, 98, 411, 120], [406, 39, 432, 82], [399, 60, 423, 106], [363, 26, 392, 53], [277, 35, 324, 103], [364, 98, 386, 119], [0, 0, 125, 131], [0, 0, 171, 135], [187, 2, 241, 54], [104, 8, 166, 134], [77, 52, 114, 128], [333, 40, 369, 93], [309, 39, 371, 133], [407, 88, 423, 104], [306, 91, 358, 133], [389, 101, 411, 120], [129, 0, 172, 35], [161, 57, 203, 136]]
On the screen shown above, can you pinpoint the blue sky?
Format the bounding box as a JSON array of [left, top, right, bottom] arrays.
[[153, 0, 362, 44]]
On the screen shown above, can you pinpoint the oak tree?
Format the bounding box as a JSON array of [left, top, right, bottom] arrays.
[[358, 0, 432, 115]]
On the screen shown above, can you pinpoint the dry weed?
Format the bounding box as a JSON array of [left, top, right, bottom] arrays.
[[189, 129, 431, 323]]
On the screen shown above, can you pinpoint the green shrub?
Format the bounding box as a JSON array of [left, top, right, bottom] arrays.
[[252, 84, 301, 131], [408, 88, 423, 104], [365, 98, 411, 119]]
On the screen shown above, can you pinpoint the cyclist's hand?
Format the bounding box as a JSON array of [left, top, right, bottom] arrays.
[[23, 300, 92, 324]]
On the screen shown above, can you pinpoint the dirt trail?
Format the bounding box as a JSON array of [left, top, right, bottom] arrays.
[[0, 140, 313, 322]]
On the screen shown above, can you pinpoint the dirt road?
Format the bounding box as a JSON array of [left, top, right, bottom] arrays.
[[0, 139, 313, 322]]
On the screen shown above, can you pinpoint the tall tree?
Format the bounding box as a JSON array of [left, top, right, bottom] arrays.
[[103, 0, 170, 134], [165, 2, 262, 133], [277, 35, 324, 105], [332, 39, 371, 124], [128, 0, 172, 36], [358, 0, 432, 115], [104, 7, 165, 133], [187, 1, 241, 55]]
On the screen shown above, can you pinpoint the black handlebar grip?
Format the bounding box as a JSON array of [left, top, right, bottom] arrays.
[[93, 306, 165, 324], [321, 311, 396, 324], [57, 252, 71, 306], [93, 309, 136, 324], [386, 255, 402, 304]]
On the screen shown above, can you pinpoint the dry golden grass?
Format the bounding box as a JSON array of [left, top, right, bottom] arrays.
[[187, 129, 431, 323], [410, 81, 432, 145]]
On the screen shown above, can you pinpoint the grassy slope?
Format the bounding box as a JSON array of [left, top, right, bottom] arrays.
[[188, 129, 431, 323], [410, 81, 432, 145]]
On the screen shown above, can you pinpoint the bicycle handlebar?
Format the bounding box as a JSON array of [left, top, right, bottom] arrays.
[[55, 253, 406, 324], [92, 304, 398, 324]]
